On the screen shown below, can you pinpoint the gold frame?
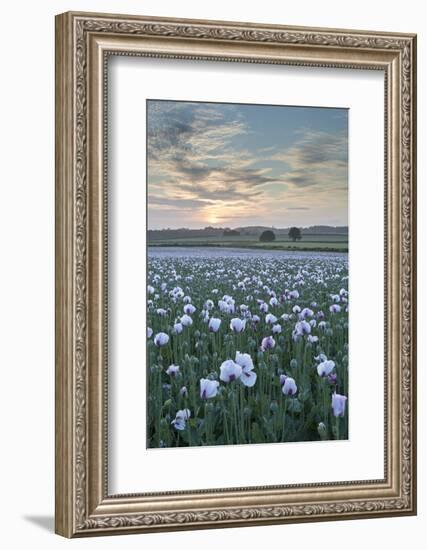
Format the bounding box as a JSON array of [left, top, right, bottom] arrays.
[[55, 11, 417, 538]]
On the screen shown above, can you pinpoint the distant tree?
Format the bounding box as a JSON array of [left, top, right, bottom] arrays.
[[259, 230, 276, 242], [223, 229, 240, 237], [288, 227, 302, 242]]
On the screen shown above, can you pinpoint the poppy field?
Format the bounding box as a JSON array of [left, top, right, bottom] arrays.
[[146, 249, 349, 448]]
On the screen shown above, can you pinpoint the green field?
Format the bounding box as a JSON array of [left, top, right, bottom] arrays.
[[148, 234, 348, 252]]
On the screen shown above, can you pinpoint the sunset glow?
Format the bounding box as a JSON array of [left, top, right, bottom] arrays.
[[147, 100, 348, 229]]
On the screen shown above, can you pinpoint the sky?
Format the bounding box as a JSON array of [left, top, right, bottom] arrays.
[[147, 100, 348, 229]]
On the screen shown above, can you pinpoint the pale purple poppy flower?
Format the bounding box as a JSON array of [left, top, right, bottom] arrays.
[[330, 304, 341, 313], [183, 303, 196, 315], [166, 364, 180, 378], [300, 307, 314, 319], [180, 314, 193, 327], [220, 360, 242, 382], [282, 377, 298, 396], [261, 335, 276, 351], [235, 352, 257, 387], [259, 302, 269, 313], [209, 317, 221, 332], [295, 320, 311, 335], [317, 360, 335, 377], [173, 322, 183, 335], [171, 408, 191, 430], [147, 327, 153, 338], [200, 378, 219, 400], [331, 393, 347, 417], [272, 324, 282, 334], [154, 332, 169, 347], [265, 313, 278, 325], [230, 318, 245, 333]]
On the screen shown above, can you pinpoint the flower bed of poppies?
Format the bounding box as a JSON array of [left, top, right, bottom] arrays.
[[147, 253, 348, 448]]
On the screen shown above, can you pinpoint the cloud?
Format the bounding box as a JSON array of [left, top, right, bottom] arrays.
[[147, 101, 348, 228], [271, 130, 348, 189], [148, 101, 286, 207]]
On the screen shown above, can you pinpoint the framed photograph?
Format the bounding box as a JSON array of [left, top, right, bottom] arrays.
[[55, 11, 417, 537]]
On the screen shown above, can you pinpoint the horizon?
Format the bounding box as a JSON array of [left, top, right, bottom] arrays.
[[147, 100, 348, 230], [148, 223, 349, 231]]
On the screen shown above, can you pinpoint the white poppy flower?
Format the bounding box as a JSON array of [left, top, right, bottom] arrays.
[[173, 322, 183, 335], [234, 352, 257, 387], [154, 332, 169, 347], [301, 307, 314, 319], [295, 320, 311, 335], [200, 378, 219, 400], [293, 305, 301, 314], [331, 393, 347, 417], [156, 308, 167, 317], [269, 297, 278, 307], [282, 377, 298, 396], [219, 360, 242, 382], [171, 408, 191, 431], [147, 285, 155, 295], [208, 317, 221, 333], [230, 318, 245, 333], [265, 313, 278, 324], [259, 302, 269, 313], [181, 314, 193, 327], [235, 351, 253, 371], [166, 364, 180, 377], [330, 304, 341, 313], [317, 360, 335, 377], [272, 324, 282, 334], [183, 303, 196, 315], [147, 327, 153, 338]]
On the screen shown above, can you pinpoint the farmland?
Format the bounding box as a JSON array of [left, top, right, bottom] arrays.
[[147, 248, 349, 448], [148, 233, 348, 252]]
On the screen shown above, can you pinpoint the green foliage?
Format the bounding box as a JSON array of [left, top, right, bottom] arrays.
[[288, 227, 302, 242], [259, 230, 276, 242]]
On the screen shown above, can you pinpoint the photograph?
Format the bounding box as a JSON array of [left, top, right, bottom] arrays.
[[146, 99, 349, 448]]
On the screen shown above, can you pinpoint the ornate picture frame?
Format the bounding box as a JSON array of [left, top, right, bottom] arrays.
[[55, 11, 417, 537]]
